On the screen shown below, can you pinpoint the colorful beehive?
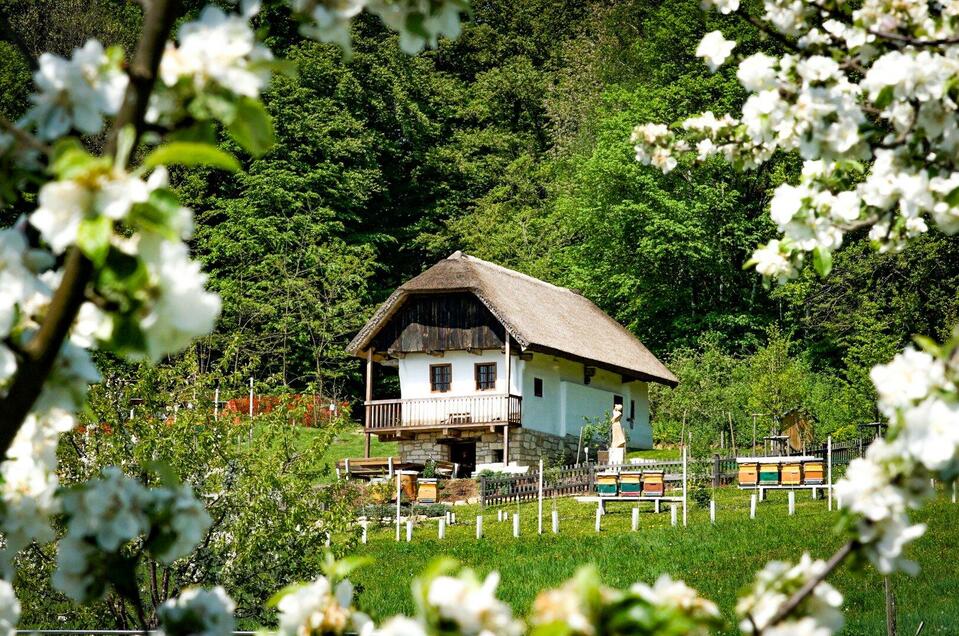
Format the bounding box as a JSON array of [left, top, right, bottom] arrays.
[[738, 463, 759, 486], [596, 473, 619, 496], [620, 473, 642, 495], [642, 471, 665, 497], [803, 460, 824, 485], [759, 463, 780, 486], [781, 462, 803, 486]]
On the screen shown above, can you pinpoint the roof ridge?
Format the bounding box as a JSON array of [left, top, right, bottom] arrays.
[[449, 251, 576, 295]]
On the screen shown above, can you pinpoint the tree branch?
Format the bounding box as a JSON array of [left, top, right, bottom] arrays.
[[0, 114, 51, 155], [766, 541, 856, 628], [0, 0, 182, 457]]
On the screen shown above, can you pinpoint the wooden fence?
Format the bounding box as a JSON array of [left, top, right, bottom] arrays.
[[479, 460, 684, 507], [480, 442, 863, 506]]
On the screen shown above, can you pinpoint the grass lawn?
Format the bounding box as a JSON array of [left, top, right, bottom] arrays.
[[350, 485, 959, 635]]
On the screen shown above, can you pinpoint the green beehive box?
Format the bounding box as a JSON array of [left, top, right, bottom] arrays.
[[596, 474, 618, 496], [620, 473, 642, 495], [759, 463, 780, 485]]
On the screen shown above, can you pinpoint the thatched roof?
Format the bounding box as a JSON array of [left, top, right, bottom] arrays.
[[348, 252, 678, 387]]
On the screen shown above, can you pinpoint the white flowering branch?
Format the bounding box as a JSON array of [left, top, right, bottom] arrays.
[[0, 0, 181, 451], [763, 540, 855, 629]]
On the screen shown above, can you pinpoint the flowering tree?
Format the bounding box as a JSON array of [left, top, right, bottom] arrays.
[[629, 0, 959, 632], [2, 0, 957, 634]]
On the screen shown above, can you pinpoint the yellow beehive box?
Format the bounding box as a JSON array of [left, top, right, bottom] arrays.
[[804, 461, 824, 484], [738, 463, 759, 486], [781, 463, 802, 486]]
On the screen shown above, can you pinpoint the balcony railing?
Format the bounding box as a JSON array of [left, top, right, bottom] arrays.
[[365, 394, 521, 432]]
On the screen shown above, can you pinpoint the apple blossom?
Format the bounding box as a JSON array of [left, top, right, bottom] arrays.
[[158, 587, 236, 636]]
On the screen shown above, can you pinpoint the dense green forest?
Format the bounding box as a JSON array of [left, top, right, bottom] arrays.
[[2, 0, 958, 443]]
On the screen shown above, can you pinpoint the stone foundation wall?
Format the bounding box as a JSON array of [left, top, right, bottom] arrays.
[[397, 427, 579, 468]]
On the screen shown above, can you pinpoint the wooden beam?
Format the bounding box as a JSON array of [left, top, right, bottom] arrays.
[[365, 349, 373, 459], [466, 347, 482, 355]]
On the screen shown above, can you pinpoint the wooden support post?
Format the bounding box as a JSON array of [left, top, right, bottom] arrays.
[[654, 499, 660, 514], [438, 518, 446, 540], [953, 481, 957, 504], [512, 513, 520, 538], [365, 349, 373, 458], [552, 509, 559, 534], [631, 507, 639, 531], [594, 505, 602, 533], [538, 459, 544, 535], [406, 519, 413, 542], [710, 499, 716, 524], [788, 490, 795, 515], [388, 456, 394, 478], [476, 515, 483, 539], [812, 487, 818, 500], [670, 504, 678, 527], [503, 424, 510, 465], [361, 520, 368, 545], [750, 494, 757, 519]]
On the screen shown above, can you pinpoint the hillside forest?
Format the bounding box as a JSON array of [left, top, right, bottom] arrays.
[[2, 0, 958, 450]]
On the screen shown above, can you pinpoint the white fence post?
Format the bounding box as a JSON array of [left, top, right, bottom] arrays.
[[406, 519, 413, 542], [476, 515, 483, 539], [788, 490, 795, 516], [395, 473, 402, 542], [827, 435, 833, 511], [631, 507, 639, 531], [438, 518, 446, 540], [552, 509, 559, 534], [361, 520, 368, 545], [682, 445, 688, 527], [538, 459, 544, 535], [709, 499, 716, 524], [750, 494, 757, 519], [594, 506, 602, 533], [953, 481, 957, 504], [670, 503, 678, 527], [512, 513, 520, 538]]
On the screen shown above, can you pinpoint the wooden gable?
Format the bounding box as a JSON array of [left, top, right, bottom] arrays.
[[370, 292, 506, 353]]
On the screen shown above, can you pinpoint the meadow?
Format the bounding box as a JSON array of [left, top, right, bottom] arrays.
[[349, 485, 959, 635]]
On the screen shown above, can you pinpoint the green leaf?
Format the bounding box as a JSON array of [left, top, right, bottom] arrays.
[[76, 215, 113, 266], [51, 139, 110, 179], [226, 97, 276, 157], [142, 142, 241, 172], [945, 186, 959, 207], [115, 124, 136, 168], [874, 85, 895, 109], [109, 314, 148, 355], [812, 246, 832, 277]]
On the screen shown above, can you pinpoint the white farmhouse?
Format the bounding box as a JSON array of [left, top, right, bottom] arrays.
[[347, 252, 677, 473]]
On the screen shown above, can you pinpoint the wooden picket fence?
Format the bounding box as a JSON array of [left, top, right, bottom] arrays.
[[479, 460, 684, 507], [480, 442, 863, 506]]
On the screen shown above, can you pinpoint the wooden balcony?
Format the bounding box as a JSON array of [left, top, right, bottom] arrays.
[[365, 394, 521, 435]]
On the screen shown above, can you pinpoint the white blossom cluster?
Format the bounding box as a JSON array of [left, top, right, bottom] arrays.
[[831, 345, 958, 575], [276, 575, 372, 636], [631, 575, 721, 629], [631, 0, 959, 276], [291, 0, 467, 55], [736, 553, 844, 635], [152, 4, 273, 124], [423, 571, 523, 636], [158, 586, 236, 636], [0, 579, 19, 636], [22, 40, 127, 140], [53, 468, 211, 602], [0, 221, 102, 575]]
